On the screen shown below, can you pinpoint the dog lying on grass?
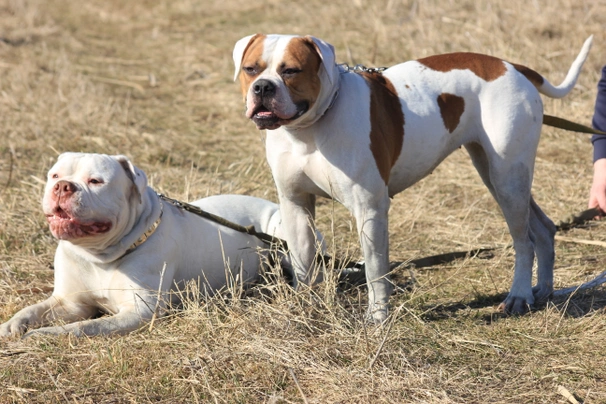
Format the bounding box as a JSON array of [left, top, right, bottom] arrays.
[[0, 152, 301, 337]]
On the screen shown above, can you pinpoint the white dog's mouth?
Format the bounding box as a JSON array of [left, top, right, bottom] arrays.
[[251, 102, 308, 130], [46, 207, 112, 240]]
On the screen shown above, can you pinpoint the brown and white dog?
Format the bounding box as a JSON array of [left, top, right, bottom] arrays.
[[233, 34, 593, 322]]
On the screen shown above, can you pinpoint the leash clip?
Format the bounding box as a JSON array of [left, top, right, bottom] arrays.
[[339, 63, 388, 74]]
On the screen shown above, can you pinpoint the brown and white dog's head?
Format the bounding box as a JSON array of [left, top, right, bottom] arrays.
[[43, 153, 147, 246], [233, 34, 338, 130]]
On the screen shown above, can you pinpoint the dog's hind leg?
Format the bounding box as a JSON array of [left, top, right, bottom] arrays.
[[529, 197, 556, 301], [465, 142, 536, 314]]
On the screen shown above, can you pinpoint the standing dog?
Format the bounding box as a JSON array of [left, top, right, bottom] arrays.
[[0, 152, 289, 337], [233, 33, 592, 322]]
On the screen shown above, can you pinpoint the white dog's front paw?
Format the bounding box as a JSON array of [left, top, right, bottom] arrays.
[[0, 319, 28, 337]]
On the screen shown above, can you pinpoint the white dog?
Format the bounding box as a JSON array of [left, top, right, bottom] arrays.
[[233, 33, 592, 322], [0, 152, 290, 337]]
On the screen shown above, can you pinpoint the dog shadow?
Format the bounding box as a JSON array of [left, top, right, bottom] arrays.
[[337, 259, 606, 324], [416, 287, 606, 324]]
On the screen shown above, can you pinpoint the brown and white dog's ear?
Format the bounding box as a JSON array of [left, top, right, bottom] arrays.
[[305, 35, 337, 86], [114, 155, 147, 204], [233, 34, 262, 81]]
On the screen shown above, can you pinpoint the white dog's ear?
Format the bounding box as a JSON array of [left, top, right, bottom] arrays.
[[56, 152, 78, 162], [306, 35, 337, 86], [114, 155, 147, 204], [233, 34, 261, 81]]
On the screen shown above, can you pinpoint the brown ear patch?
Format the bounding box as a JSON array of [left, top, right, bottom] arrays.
[[238, 34, 267, 98], [437, 93, 465, 133], [512, 63, 544, 87], [418, 52, 507, 82], [361, 72, 405, 184]]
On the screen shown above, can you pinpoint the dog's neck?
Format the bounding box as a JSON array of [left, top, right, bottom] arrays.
[[282, 63, 341, 130]]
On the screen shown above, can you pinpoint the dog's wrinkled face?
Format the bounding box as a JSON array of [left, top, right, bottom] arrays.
[[233, 34, 326, 130], [43, 153, 146, 242]]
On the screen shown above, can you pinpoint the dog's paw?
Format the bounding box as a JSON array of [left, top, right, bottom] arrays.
[[365, 303, 389, 325], [0, 320, 27, 338], [532, 284, 553, 302], [497, 294, 535, 315]]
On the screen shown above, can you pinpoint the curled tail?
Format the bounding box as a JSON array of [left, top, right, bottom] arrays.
[[529, 35, 593, 98]]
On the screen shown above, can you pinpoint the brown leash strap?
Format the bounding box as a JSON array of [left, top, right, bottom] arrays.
[[405, 207, 603, 269], [158, 194, 288, 250], [543, 114, 606, 135], [158, 193, 602, 273]]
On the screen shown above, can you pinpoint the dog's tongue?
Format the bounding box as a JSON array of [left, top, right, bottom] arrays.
[[256, 110, 274, 117]]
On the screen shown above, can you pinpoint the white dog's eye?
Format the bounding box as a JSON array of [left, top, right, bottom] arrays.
[[88, 178, 104, 185], [51, 173, 59, 179]]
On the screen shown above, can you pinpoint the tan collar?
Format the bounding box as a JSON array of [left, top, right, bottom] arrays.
[[123, 201, 163, 256]]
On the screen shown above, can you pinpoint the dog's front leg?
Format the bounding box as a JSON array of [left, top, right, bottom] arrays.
[[22, 310, 150, 337], [278, 193, 321, 287], [352, 196, 392, 324], [23, 287, 165, 337], [0, 296, 96, 337]]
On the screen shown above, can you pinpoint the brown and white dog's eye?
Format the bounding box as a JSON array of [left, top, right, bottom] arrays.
[[243, 66, 257, 76], [281, 68, 302, 77]]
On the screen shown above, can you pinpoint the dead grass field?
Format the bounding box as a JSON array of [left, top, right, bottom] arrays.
[[1, 0, 606, 402]]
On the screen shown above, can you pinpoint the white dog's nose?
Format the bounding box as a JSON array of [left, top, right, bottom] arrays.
[[53, 180, 77, 198]]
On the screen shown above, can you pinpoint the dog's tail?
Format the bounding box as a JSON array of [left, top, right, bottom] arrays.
[[530, 35, 593, 98]]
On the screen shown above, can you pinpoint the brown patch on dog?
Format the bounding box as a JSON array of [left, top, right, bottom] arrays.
[[282, 37, 323, 111], [238, 34, 267, 98], [512, 63, 544, 87], [361, 72, 404, 184], [437, 93, 465, 133], [418, 52, 507, 82]]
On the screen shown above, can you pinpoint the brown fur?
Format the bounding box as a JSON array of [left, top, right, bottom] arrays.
[[361, 72, 405, 184], [512, 63, 545, 87], [437, 93, 465, 133], [282, 38, 323, 111], [238, 34, 267, 98], [418, 52, 507, 82]]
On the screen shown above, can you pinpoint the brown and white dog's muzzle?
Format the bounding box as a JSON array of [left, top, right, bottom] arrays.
[[247, 78, 309, 130]]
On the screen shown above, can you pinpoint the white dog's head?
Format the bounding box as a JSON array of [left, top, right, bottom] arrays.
[[43, 153, 147, 244], [233, 34, 338, 130]]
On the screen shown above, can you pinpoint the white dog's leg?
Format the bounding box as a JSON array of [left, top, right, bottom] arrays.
[[22, 311, 151, 337], [352, 194, 392, 323], [0, 297, 96, 337]]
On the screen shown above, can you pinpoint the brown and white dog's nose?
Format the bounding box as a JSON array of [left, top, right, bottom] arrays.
[[53, 180, 77, 198], [253, 79, 276, 97]]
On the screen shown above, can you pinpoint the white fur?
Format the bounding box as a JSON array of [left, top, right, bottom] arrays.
[[0, 153, 290, 337]]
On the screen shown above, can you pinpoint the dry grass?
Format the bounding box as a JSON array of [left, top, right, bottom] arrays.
[[1, 0, 606, 402]]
